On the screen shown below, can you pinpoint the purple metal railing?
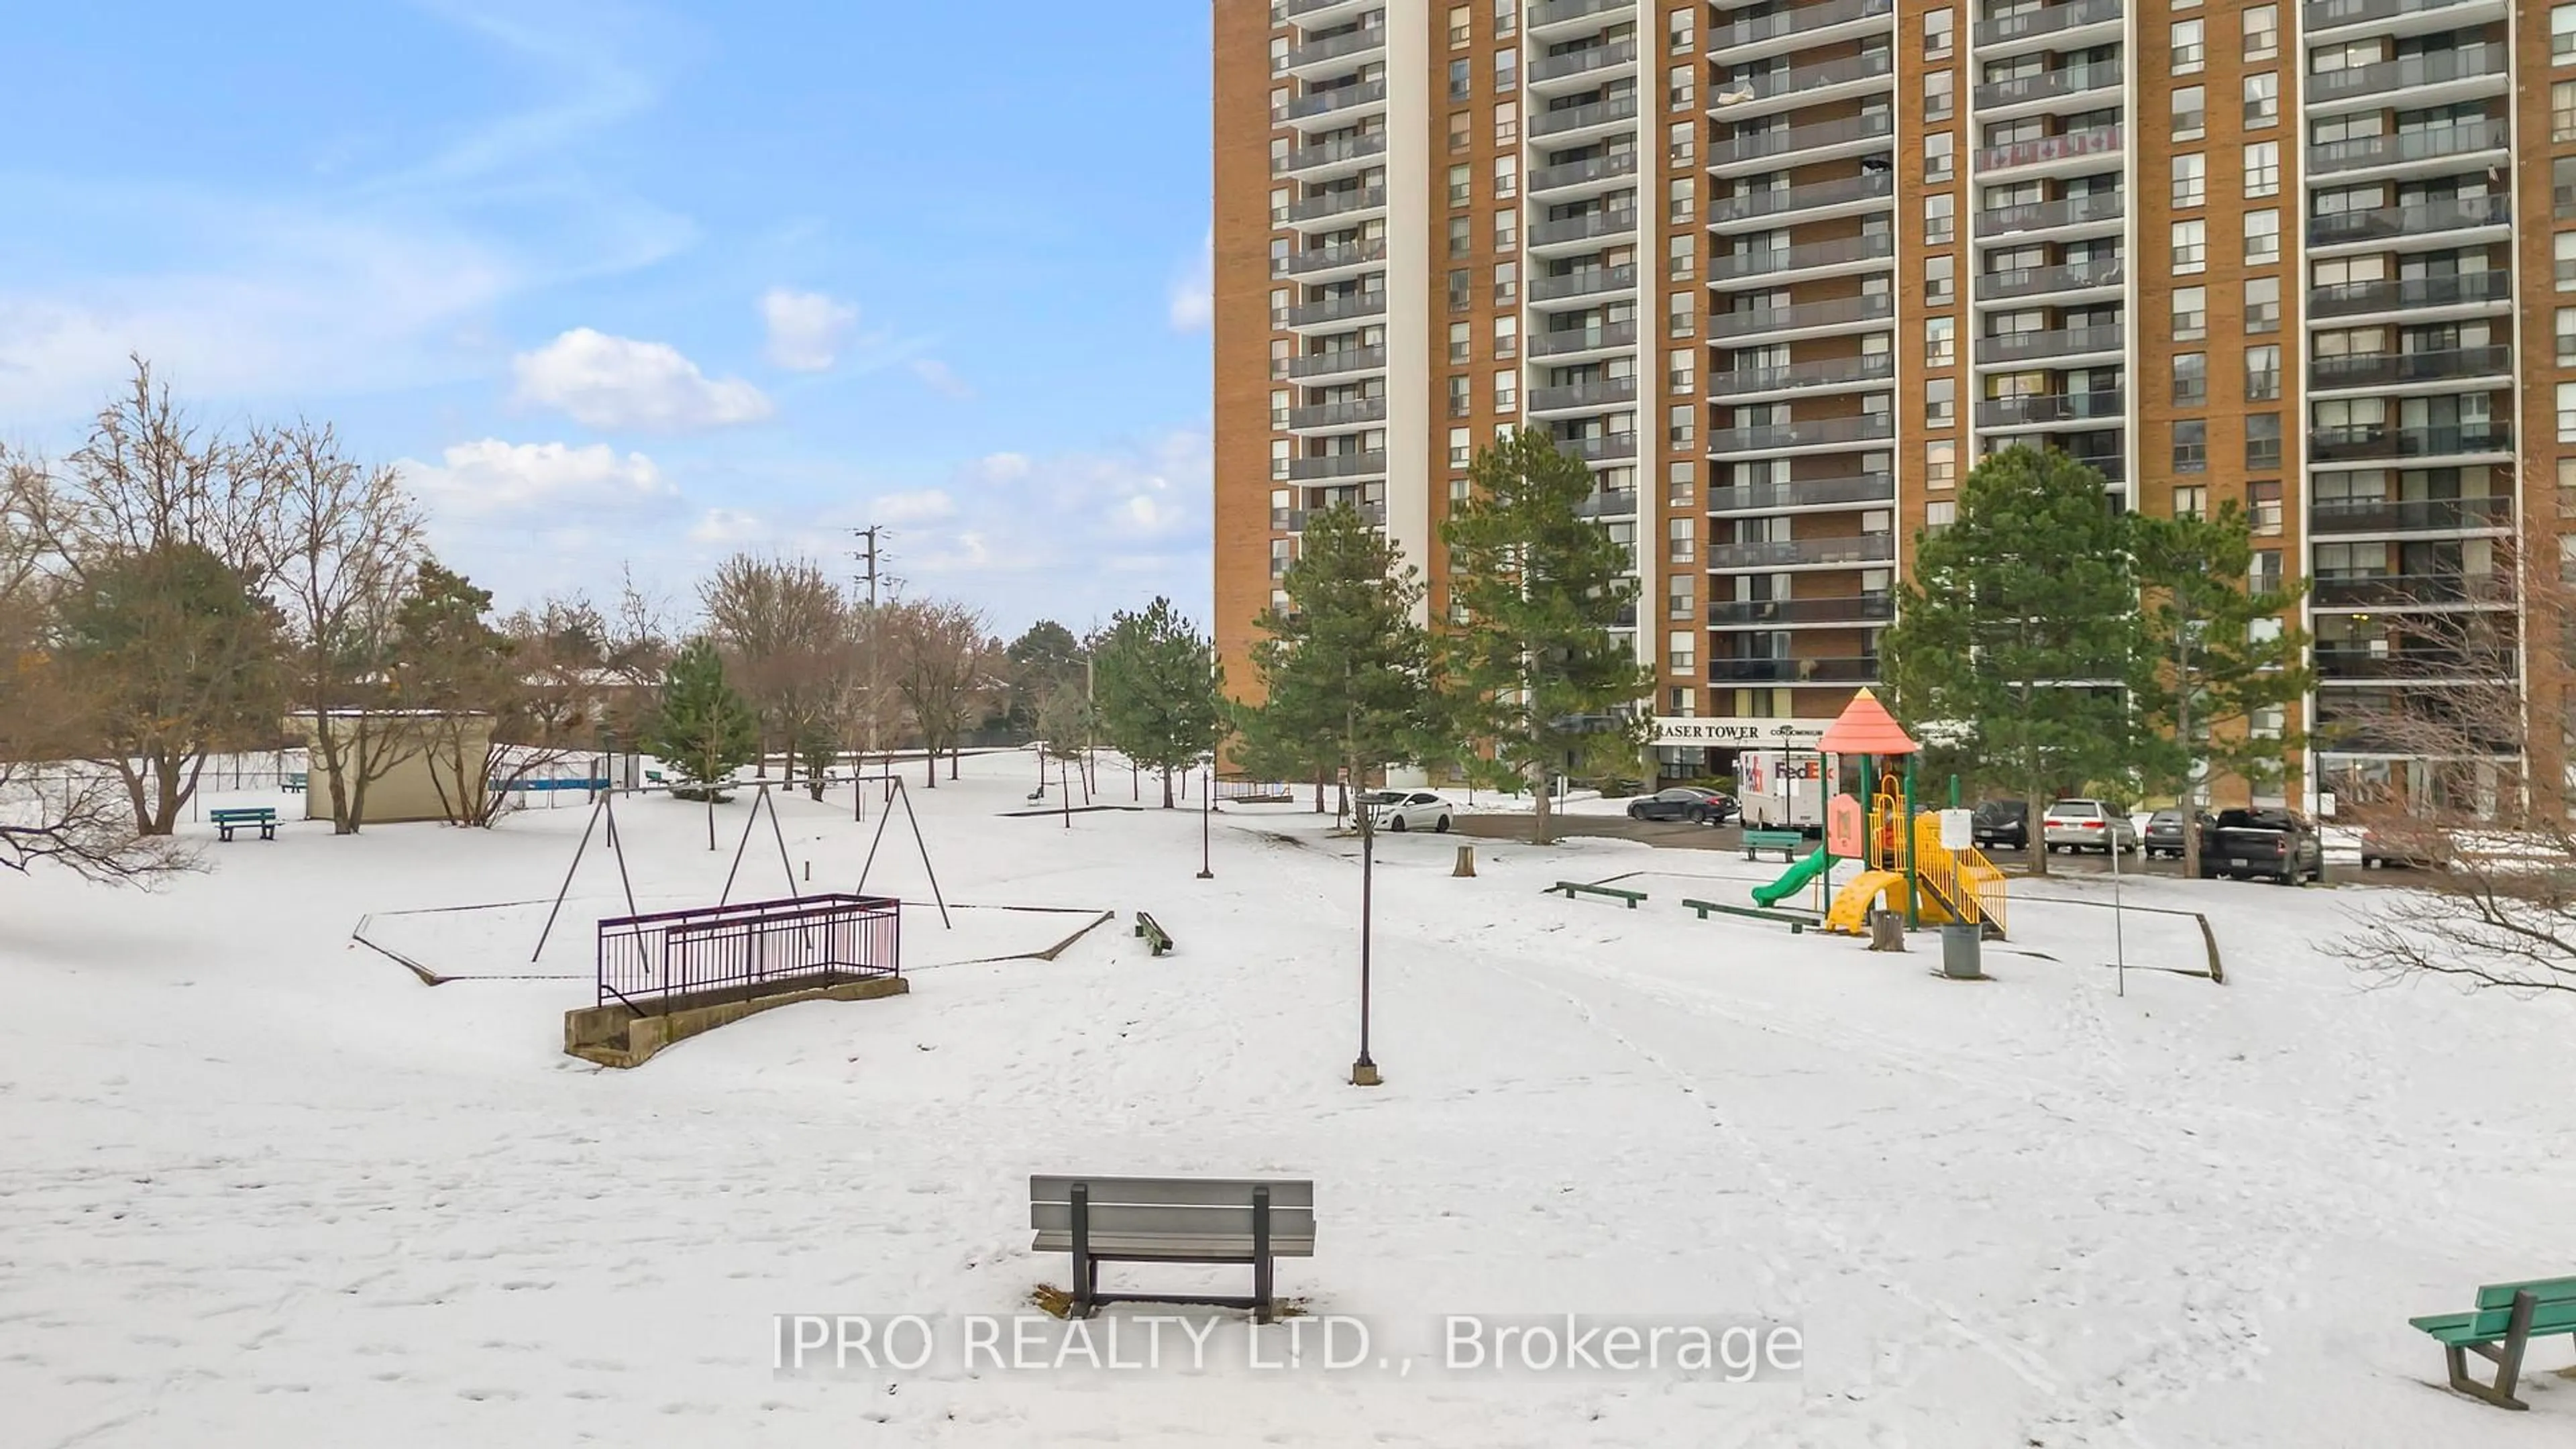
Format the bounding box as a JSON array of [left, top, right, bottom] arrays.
[[596, 893, 901, 1014]]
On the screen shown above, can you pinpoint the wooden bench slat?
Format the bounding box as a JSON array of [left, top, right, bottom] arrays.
[[1029, 1175, 1313, 1209], [1031, 1231, 1317, 1259], [2475, 1276, 2576, 1310], [1031, 1201, 1316, 1239], [2444, 1302, 2576, 1343]]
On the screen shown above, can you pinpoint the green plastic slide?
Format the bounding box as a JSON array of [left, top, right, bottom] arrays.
[[1751, 846, 1834, 908]]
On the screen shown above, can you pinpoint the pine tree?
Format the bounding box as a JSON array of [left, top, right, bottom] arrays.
[[1881, 445, 2141, 878], [645, 637, 759, 847], [1247, 502, 1436, 835], [2131, 500, 2314, 875], [1439, 425, 1652, 845], [1089, 597, 1225, 808]]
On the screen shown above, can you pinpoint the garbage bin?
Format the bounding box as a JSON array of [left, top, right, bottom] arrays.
[[1940, 922, 1984, 979]]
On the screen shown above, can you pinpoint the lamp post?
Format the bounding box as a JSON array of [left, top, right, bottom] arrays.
[[1197, 757, 1214, 879], [1351, 809, 1380, 1087]]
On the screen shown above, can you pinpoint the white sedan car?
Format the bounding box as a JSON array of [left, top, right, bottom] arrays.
[[1362, 790, 1456, 833]]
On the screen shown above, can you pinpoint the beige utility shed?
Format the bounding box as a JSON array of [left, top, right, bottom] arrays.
[[294, 710, 493, 825]]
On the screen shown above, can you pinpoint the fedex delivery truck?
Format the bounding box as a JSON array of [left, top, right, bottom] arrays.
[[1738, 749, 1825, 831]]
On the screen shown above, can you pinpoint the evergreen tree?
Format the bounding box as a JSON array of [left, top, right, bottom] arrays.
[[645, 637, 759, 846], [1089, 597, 1225, 808], [1881, 445, 2141, 878], [392, 558, 521, 825], [1032, 682, 1097, 803], [1004, 619, 1086, 736], [1438, 425, 1652, 845], [1247, 502, 1436, 833], [2131, 500, 2314, 875]]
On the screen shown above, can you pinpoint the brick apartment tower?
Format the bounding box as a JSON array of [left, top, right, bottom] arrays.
[[1215, 0, 2569, 810]]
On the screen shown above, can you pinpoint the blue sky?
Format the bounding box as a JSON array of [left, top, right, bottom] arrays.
[[3, 0, 1216, 636]]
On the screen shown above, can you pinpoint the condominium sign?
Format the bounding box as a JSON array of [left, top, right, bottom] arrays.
[[1651, 717, 1833, 748]]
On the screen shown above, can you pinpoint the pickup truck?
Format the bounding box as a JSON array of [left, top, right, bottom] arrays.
[[2198, 808, 2324, 884]]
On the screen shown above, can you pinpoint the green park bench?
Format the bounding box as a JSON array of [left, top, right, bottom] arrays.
[[1134, 911, 1173, 957], [1741, 829, 1805, 863], [1682, 898, 1811, 933], [211, 807, 277, 843], [1550, 881, 1646, 909], [2410, 1274, 2576, 1410], [282, 771, 308, 793]]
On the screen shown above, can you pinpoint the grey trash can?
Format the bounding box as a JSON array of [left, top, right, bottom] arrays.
[[1940, 922, 1984, 979]]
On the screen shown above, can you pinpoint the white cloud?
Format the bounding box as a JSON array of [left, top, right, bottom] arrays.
[[870, 488, 956, 525], [689, 508, 769, 547], [512, 327, 773, 432], [401, 439, 674, 519], [761, 288, 858, 372], [908, 358, 974, 400], [1167, 229, 1213, 332]]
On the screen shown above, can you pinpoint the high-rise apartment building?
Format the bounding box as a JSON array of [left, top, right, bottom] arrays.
[[1214, 0, 2566, 810]]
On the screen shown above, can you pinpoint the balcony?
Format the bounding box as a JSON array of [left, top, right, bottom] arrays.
[[2310, 572, 2512, 607], [2306, 270, 2510, 319], [2306, 46, 2504, 105], [1710, 231, 1894, 282], [1709, 594, 1895, 627], [1531, 207, 1639, 249], [1709, 533, 1898, 570], [1282, 26, 1385, 76], [1531, 0, 1635, 32], [1284, 239, 1387, 279], [2303, 0, 2502, 34], [1531, 319, 1642, 358], [1284, 291, 1386, 329], [1709, 51, 1895, 117], [1285, 80, 1387, 124], [1715, 0, 1897, 62], [1283, 0, 1372, 17], [1707, 413, 1897, 455], [1287, 186, 1387, 226], [1711, 656, 1882, 682], [1527, 376, 1640, 413], [1707, 112, 1895, 171], [1560, 433, 1640, 464], [2058, 451, 2125, 483], [1709, 171, 1895, 227], [2308, 495, 2512, 534], [1529, 37, 1640, 87], [1530, 263, 1639, 305], [1574, 488, 1642, 518], [1529, 150, 1640, 195], [2308, 119, 2507, 176], [1972, 323, 2123, 364], [2308, 345, 2510, 391], [1974, 191, 2123, 239], [1283, 131, 1388, 176], [1530, 93, 1642, 141], [1971, 62, 2121, 111], [1271, 500, 1387, 531], [1974, 390, 2127, 427], [1974, 0, 2124, 48], [2306, 195, 2508, 248], [1709, 292, 1894, 340], [1285, 345, 1385, 381], [2307, 423, 2511, 462], [1978, 256, 2123, 303], [2315, 648, 2500, 682], [1286, 398, 1387, 431], [1708, 354, 1896, 398], [1976, 125, 2121, 174], [1707, 472, 1896, 513], [1287, 451, 1387, 482]]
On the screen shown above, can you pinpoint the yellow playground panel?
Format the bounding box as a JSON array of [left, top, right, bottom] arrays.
[[1821, 792, 2010, 938]]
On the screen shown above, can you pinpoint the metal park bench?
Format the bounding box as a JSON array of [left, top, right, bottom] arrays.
[[1029, 1175, 1314, 1324], [211, 807, 277, 842], [2410, 1273, 2576, 1410], [1550, 880, 1646, 908]]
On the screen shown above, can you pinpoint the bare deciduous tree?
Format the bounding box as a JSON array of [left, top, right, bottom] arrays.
[[884, 598, 998, 788], [700, 554, 850, 786]]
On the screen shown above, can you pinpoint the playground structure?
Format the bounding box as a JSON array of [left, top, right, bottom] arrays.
[[1748, 690, 2008, 941]]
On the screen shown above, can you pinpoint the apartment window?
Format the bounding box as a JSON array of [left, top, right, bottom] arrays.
[[2243, 74, 2277, 127], [2559, 158, 2576, 222], [1926, 194, 1955, 246], [1448, 111, 1471, 152], [1925, 8, 1954, 58], [1927, 439, 1958, 490], [1449, 3, 1471, 44], [1668, 347, 1695, 394], [1271, 186, 1289, 225], [2171, 153, 2206, 208], [1270, 388, 1290, 429], [1448, 375, 1472, 417], [1669, 177, 1695, 223], [2171, 19, 2204, 73], [2244, 142, 2279, 199], [2561, 382, 2576, 442], [1668, 7, 1693, 52], [1924, 131, 1954, 183], [1927, 378, 1956, 427], [1667, 629, 1696, 673], [2246, 276, 2280, 333], [1669, 64, 1695, 109], [1668, 573, 1695, 621], [1925, 500, 1957, 531], [1448, 164, 1470, 206], [2173, 419, 2208, 472], [1495, 0, 1517, 39], [1925, 70, 1954, 122], [1668, 404, 1695, 449], [2559, 309, 2576, 364], [1270, 36, 1289, 74], [1449, 58, 1471, 99], [2173, 485, 2208, 519], [1668, 291, 1696, 337], [2173, 286, 2206, 341], [1269, 286, 1288, 327], [2171, 219, 2206, 274], [1494, 50, 1516, 92], [1449, 321, 1471, 364], [1448, 427, 1471, 468], [1668, 120, 1694, 165], [2246, 345, 2282, 400], [1269, 338, 1290, 378], [1495, 370, 1518, 412], [1271, 439, 1291, 480], [2246, 5, 2279, 60], [2172, 87, 2205, 142], [2559, 231, 2576, 290], [1495, 315, 1517, 358], [1668, 233, 1696, 279], [2251, 550, 2281, 594], [1492, 261, 1517, 305], [1448, 215, 1472, 257], [1493, 209, 1517, 250], [1927, 254, 1955, 307], [2246, 415, 2282, 470], [2247, 478, 2284, 533], [1447, 268, 1470, 311], [1668, 461, 1696, 508], [1926, 316, 1956, 368], [2244, 209, 2279, 266], [2557, 4, 2576, 64], [2171, 352, 2207, 406], [1495, 101, 1519, 146]]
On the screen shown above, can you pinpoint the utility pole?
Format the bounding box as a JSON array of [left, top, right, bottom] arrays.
[[852, 526, 885, 824]]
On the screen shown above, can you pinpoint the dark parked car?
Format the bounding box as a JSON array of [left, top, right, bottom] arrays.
[[2143, 808, 2212, 859], [1627, 786, 1735, 824], [2200, 808, 2324, 884], [2359, 828, 2445, 870], [1971, 800, 2029, 851]]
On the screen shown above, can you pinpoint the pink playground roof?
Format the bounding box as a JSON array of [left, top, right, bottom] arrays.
[[1818, 688, 1920, 756]]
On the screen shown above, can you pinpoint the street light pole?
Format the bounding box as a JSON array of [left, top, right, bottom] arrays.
[[1350, 812, 1381, 1087], [1197, 759, 1214, 879]]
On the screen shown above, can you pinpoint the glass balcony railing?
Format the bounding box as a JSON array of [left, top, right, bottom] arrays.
[[1711, 232, 1894, 281], [1531, 319, 1642, 356], [1709, 354, 1896, 396], [2308, 495, 2511, 534], [1530, 263, 1639, 304], [2306, 195, 2508, 246], [1707, 414, 1897, 453], [1707, 473, 1895, 512], [1974, 0, 2123, 48], [1709, 293, 1894, 339], [2306, 270, 2510, 317], [1708, 594, 1894, 627], [2307, 345, 2510, 390], [1711, 656, 1882, 682], [1708, 534, 1898, 569], [2306, 423, 2511, 462]]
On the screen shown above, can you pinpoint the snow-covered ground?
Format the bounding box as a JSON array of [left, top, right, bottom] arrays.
[[3, 753, 2571, 1446]]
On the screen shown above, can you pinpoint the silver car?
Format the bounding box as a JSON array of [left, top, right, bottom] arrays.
[[2041, 798, 2139, 854]]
